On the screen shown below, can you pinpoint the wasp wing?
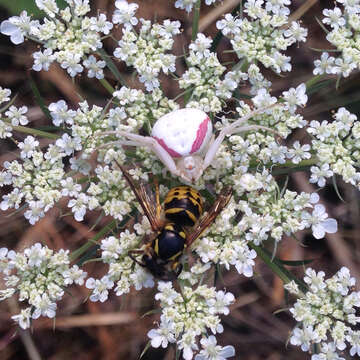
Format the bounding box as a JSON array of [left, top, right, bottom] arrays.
[[116, 161, 163, 232], [186, 187, 233, 247]]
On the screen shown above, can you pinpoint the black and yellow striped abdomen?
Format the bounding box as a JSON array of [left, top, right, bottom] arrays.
[[164, 186, 203, 227], [153, 223, 186, 261]]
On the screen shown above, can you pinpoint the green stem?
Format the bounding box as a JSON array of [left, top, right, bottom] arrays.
[[191, 0, 201, 41], [6, 123, 60, 139], [99, 78, 115, 95], [305, 74, 325, 90], [69, 219, 117, 262]]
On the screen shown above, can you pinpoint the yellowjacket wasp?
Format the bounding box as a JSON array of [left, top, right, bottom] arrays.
[[116, 162, 232, 280]]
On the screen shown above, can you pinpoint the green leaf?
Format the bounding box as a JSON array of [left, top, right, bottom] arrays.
[[176, 346, 181, 360], [309, 47, 340, 53], [70, 219, 118, 262], [10, 124, 60, 139], [271, 240, 278, 262], [280, 176, 289, 198], [215, 263, 225, 286], [89, 211, 105, 232], [80, 257, 103, 266], [99, 78, 115, 95], [5, 203, 28, 217], [233, 88, 252, 100], [306, 79, 335, 95], [332, 175, 345, 202], [76, 245, 100, 267], [270, 165, 310, 176], [335, 74, 342, 90], [249, 243, 308, 293], [97, 48, 126, 85], [200, 188, 216, 203], [35, 125, 64, 132], [315, 16, 329, 34], [191, 0, 201, 41], [139, 341, 151, 359], [273, 307, 290, 315], [29, 72, 52, 121], [141, 309, 161, 318], [0, 93, 18, 113], [210, 31, 223, 53], [277, 259, 315, 266]]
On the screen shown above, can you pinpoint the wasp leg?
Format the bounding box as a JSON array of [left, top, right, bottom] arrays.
[[129, 236, 155, 266], [172, 261, 183, 278], [128, 249, 146, 266]]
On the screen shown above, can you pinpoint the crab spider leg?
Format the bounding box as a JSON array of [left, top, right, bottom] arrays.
[[225, 104, 277, 134], [229, 125, 280, 135], [104, 131, 182, 178], [97, 140, 141, 148], [202, 105, 278, 174]]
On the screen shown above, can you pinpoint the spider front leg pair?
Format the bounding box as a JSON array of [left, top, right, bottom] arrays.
[[103, 106, 277, 183]]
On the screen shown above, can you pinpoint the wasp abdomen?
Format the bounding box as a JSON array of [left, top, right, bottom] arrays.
[[164, 186, 203, 227], [154, 223, 186, 261]]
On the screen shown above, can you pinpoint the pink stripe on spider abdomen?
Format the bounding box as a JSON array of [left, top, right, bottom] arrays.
[[153, 137, 182, 158], [190, 117, 210, 154]]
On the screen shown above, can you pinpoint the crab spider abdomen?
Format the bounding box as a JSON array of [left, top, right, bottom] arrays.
[[151, 108, 213, 158]]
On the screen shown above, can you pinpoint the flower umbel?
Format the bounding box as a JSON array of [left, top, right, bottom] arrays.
[[0, 243, 87, 329], [289, 267, 360, 358]]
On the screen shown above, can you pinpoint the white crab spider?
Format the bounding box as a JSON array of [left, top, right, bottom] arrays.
[[104, 106, 276, 183]]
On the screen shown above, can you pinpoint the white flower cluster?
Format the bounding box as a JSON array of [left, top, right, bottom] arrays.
[[194, 198, 257, 278], [109, 87, 178, 134], [0, 243, 87, 329], [0, 86, 180, 225], [216, 0, 307, 73], [235, 174, 337, 242], [314, 0, 360, 78], [147, 281, 235, 360], [247, 63, 272, 94], [70, 163, 136, 222], [188, 83, 308, 186], [51, 88, 177, 154], [179, 33, 248, 113], [0, 0, 112, 78], [113, 17, 180, 91], [86, 228, 154, 302], [287, 267, 360, 359], [225, 83, 308, 144], [307, 107, 360, 189], [0, 141, 65, 224]]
